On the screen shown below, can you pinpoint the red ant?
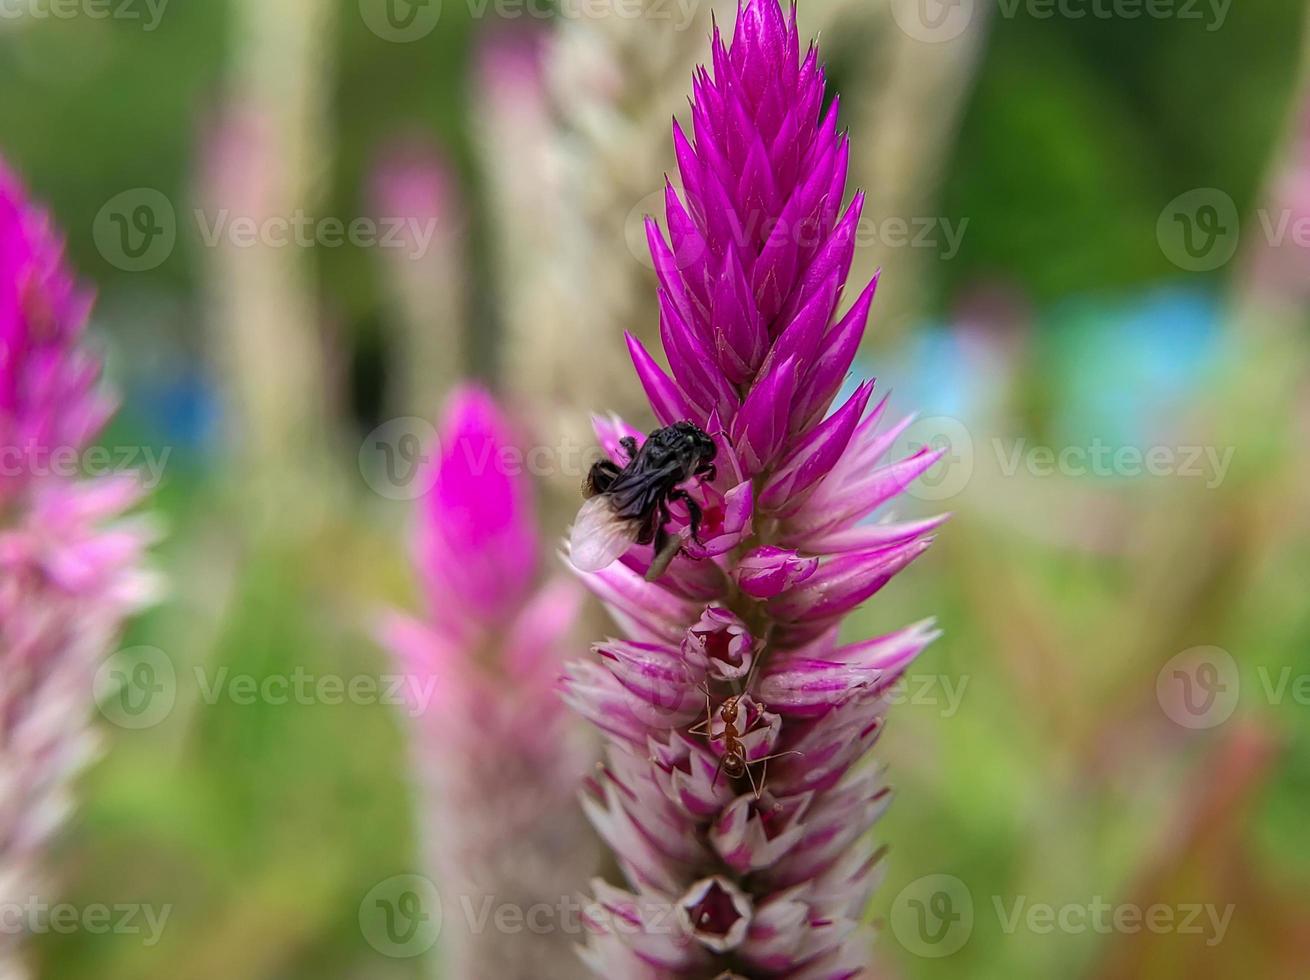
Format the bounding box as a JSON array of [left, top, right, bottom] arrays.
[[688, 662, 800, 800]]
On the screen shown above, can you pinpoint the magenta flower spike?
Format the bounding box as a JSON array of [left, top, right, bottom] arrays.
[[0, 160, 156, 975], [563, 4, 946, 975], [381, 386, 596, 979]]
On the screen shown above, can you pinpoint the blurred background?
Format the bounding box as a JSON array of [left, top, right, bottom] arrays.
[[3, 0, 1310, 976]]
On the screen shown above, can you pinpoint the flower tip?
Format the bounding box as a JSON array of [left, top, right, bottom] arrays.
[[908, 615, 942, 639]]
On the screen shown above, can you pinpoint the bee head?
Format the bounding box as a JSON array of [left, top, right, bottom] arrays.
[[671, 420, 717, 464]]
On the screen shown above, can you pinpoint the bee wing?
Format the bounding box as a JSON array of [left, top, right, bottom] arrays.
[[568, 495, 640, 572]]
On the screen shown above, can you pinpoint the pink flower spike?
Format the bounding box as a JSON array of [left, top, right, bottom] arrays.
[[564, 4, 946, 972], [382, 386, 595, 978], [417, 385, 537, 627], [0, 159, 156, 973]]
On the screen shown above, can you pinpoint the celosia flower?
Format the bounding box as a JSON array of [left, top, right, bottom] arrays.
[[562, 3, 946, 975], [381, 386, 596, 980], [0, 160, 156, 977]]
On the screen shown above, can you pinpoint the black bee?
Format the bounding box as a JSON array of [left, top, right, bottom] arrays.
[[570, 421, 717, 577]]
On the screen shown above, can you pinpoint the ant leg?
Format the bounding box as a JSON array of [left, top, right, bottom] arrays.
[[745, 761, 762, 800], [710, 753, 729, 789], [687, 684, 716, 737], [749, 750, 803, 801], [752, 750, 804, 765]]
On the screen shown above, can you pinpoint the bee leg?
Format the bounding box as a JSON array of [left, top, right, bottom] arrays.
[[647, 527, 683, 582], [619, 436, 638, 462], [652, 521, 669, 558], [669, 489, 704, 543], [654, 497, 673, 550], [645, 499, 682, 581]]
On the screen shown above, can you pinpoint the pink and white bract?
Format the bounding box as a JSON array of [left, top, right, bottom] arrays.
[[0, 161, 156, 976], [562, 3, 946, 976]]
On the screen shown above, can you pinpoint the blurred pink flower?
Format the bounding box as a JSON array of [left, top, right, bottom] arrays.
[[0, 159, 156, 977], [381, 386, 595, 980]]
